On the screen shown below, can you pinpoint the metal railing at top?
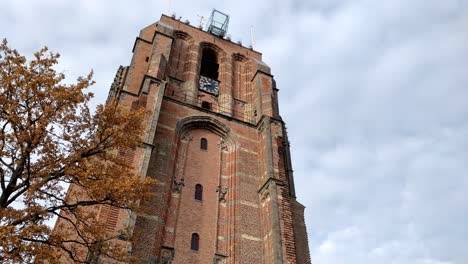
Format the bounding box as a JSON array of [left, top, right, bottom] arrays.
[[165, 89, 255, 124]]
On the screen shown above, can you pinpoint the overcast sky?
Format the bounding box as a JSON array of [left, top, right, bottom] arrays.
[[2, 1, 467, 263]]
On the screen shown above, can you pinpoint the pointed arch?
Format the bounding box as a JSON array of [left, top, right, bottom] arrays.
[[175, 116, 238, 152]]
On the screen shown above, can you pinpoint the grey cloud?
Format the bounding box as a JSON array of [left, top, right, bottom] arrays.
[[272, 1, 468, 263], [1, 1, 467, 263]]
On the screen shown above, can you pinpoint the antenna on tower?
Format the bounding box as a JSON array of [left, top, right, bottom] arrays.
[[167, 0, 172, 15], [250, 26, 255, 49], [197, 14, 207, 29]]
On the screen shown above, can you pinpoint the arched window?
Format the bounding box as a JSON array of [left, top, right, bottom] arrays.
[[191, 233, 200, 251], [201, 101, 211, 110], [195, 184, 203, 201], [200, 138, 208, 150], [200, 48, 219, 80]]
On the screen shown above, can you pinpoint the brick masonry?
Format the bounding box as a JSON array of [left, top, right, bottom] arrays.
[[53, 14, 311, 264]]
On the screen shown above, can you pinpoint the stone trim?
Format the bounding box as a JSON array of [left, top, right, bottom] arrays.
[[175, 116, 238, 152]]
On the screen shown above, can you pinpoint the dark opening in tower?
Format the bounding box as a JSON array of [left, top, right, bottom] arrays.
[[200, 48, 219, 80], [201, 101, 211, 110]]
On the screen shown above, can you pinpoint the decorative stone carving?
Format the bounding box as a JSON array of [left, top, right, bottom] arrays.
[[175, 116, 233, 140], [213, 254, 227, 264], [181, 133, 193, 142], [261, 186, 270, 202], [160, 247, 174, 264], [117, 228, 130, 240], [217, 140, 228, 151], [274, 122, 283, 137], [174, 30, 190, 40], [216, 186, 228, 202], [232, 52, 248, 62], [172, 178, 185, 193]]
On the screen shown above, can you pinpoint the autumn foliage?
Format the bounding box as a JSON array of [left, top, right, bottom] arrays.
[[0, 39, 155, 263]]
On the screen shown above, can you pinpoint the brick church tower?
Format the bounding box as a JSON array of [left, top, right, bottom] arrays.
[[55, 11, 310, 264]]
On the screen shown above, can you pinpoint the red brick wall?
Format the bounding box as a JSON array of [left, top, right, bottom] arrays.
[[53, 13, 311, 264], [171, 129, 221, 263]]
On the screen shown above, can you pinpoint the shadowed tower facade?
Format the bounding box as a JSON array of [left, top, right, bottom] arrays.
[[56, 12, 311, 264]]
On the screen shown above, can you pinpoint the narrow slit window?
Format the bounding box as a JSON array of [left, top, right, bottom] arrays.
[[195, 184, 203, 201], [200, 138, 208, 150], [191, 233, 200, 251]]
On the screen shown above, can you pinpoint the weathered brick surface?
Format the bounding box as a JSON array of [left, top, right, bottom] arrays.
[[53, 14, 311, 264]]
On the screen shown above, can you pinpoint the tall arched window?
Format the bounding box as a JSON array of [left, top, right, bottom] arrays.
[[195, 184, 203, 201], [200, 48, 219, 80], [191, 233, 200, 251], [200, 138, 208, 150]]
